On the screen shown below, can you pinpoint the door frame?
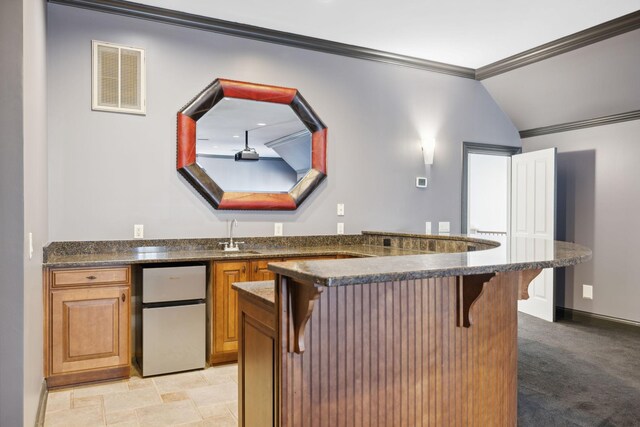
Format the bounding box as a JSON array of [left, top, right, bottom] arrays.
[[461, 142, 521, 234]]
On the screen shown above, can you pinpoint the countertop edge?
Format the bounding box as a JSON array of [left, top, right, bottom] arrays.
[[268, 240, 592, 286], [232, 280, 275, 308], [42, 234, 592, 289], [42, 247, 395, 268]]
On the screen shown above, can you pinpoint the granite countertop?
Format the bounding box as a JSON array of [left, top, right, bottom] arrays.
[[43, 244, 429, 268], [232, 281, 275, 308], [42, 232, 591, 288], [268, 236, 592, 287]]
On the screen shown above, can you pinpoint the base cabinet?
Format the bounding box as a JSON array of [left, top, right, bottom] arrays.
[[211, 261, 248, 364], [250, 259, 277, 281], [237, 290, 276, 427], [211, 256, 339, 364], [45, 266, 131, 388]]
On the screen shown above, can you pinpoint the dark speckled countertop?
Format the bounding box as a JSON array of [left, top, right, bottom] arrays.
[[232, 281, 275, 308], [43, 244, 428, 267], [42, 232, 591, 289], [268, 235, 591, 286]]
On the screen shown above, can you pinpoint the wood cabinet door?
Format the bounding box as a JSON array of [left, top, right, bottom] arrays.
[[50, 286, 129, 375], [240, 315, 276, 427], [212, 261, 248, 363], [250, 259, 280, 281]]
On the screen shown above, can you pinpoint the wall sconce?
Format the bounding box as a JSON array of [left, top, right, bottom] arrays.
[[421, 138, 435, 165]]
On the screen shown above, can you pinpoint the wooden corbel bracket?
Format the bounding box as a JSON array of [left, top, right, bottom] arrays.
[[287, 280, 324, 354], [517, 268, 543, 300], [456, 273, 495, 328]]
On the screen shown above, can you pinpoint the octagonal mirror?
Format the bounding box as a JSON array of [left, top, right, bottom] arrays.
[[177, 79, 327, 210]]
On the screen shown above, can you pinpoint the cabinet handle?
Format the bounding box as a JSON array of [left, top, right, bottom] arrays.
[[254, 265, 258, 273], [242, 265, 246, 274], [121, 293, 126, 302], [86, 275, 97, 280]]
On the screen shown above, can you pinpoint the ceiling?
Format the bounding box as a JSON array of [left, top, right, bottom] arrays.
[[131, 0, 639, 68], [482, 28, 640, 131]]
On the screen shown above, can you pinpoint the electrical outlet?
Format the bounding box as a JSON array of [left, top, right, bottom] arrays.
[[274, 223, 283, 236], [583, 284, 593, 299], [337, 222, 344, 235], [134, 224, 144, 239], [425, 222, 432, 235], [337, 203, 345, 216], [438, 221, 450, 234]]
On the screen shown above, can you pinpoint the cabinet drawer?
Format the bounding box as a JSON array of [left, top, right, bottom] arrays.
[[52, 267, 130, 288]]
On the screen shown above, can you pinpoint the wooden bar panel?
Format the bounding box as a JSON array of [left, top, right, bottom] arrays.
[[278, 271, 520, 426]]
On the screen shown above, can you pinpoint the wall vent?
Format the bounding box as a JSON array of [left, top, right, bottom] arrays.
[[92, 40, 146, 115]]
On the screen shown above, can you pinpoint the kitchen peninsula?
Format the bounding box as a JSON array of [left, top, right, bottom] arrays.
[[42, 232, 497, 388], [234, 233, 591, 427], [41, 231, 590, 426]]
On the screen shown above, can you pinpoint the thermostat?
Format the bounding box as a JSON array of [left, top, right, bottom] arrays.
[[416, 177, 427, 188]]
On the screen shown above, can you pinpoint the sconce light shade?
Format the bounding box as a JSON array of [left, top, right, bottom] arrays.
[[422, 138, 435, 165]]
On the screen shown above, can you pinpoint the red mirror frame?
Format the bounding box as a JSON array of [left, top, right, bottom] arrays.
[[177, 79, 327, 210]]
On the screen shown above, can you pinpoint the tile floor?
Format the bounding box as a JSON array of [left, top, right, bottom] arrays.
[[44, 365, 239, 427]]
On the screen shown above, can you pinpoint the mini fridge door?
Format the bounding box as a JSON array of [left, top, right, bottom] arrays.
[[142, 303, 206, 376], [142, 265, 206, 303]]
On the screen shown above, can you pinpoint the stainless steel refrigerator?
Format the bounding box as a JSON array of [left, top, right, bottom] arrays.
[[140, 265, 206, 376]]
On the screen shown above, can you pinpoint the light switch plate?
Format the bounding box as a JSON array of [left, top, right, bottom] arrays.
[[134, 224, 144, 239], [28, 232, 33, 259], [274, 223, 283, 236], [425, 222, 432, 235], [337, 203, 345, 216], [583, 284, 593, 299], [337, 222, 344, 235], [438, 221, 450, 234]]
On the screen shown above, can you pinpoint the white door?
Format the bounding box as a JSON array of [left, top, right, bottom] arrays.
[[511, 148, 556, 321]]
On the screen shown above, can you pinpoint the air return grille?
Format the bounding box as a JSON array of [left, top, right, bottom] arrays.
[[92, 41, 145, 115]]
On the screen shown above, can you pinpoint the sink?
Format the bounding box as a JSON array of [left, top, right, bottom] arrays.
[[131, 246, 263, 256], [220, 250, 261, 255], [133, 246, 170, 254]]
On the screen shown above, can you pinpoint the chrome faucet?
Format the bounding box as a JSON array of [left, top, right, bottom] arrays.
[[219, 219, 244, 251]]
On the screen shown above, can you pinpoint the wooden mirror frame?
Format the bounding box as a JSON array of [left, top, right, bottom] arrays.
[[177, 79, 327, 210]]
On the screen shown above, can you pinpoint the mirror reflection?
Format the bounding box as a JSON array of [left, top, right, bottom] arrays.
[[195, 98, 311, 193]]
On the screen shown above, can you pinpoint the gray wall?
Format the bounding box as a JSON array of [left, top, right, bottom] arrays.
[[523, 119, 640, 323], [23, 0, 48, 424], [0, 0, 48, 424], [482, 29, 640, 131], [47, 4, 519, 241], [0, 0, 25, 425]]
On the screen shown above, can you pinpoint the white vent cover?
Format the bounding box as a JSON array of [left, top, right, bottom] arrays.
[[92, 40, 146, 115]]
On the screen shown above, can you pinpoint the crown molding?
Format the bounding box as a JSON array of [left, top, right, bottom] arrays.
[[519, 110, 640, 139], [49, 0, 476, 79], [476, 10, 640, 80], [47, 1, 640, 84]]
